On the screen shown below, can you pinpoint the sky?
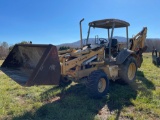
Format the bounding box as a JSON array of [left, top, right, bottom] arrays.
[[0, 0, 160, 45]]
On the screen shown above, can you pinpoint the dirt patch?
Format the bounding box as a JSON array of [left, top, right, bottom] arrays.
[[97, 105, 113, 119], [0, 71, 4, 75], [14, 96, 25, 105], [45, 96, 61, 104]]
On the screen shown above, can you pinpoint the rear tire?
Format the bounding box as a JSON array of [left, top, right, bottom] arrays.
[[86, 70, 109, 98], [119, 56, 137, 84]]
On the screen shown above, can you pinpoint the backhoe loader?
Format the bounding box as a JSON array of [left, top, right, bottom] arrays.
[[0, 18, 147, 98]]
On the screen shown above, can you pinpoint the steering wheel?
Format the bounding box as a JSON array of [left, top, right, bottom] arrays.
[[99, 38, 108, 44]]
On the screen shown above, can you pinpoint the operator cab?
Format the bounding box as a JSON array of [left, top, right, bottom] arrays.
[[85, 19, 130, 61]]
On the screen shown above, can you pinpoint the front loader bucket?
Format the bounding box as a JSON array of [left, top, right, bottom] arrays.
[[0, 44, 61, 86]]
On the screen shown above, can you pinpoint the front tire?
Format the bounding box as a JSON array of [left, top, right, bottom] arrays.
[[119, 56, 137, 83], [59, 75, 72, 86], [86, 70, 109, 98]]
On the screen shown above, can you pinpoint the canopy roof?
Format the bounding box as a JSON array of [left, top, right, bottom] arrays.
[[89, 19, 130, 29]]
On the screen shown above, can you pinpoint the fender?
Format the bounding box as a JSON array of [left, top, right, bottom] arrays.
[[116, 48, 136, 64]]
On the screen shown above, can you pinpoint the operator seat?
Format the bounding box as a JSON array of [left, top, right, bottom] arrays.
[[111, 38, 118, 49], [105, 38, 118, 57]]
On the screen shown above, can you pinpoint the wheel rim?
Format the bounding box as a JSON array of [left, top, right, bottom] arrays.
[[128, 62, 136, 80], [98, 78, 106, 93]]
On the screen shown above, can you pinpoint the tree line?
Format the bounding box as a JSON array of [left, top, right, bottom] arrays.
[[0, 42, 9, 60], [145, 39, 160, 52], [0, 41, 32, 60], [0, 41, 70, 60], [0, 39, 160, 60]]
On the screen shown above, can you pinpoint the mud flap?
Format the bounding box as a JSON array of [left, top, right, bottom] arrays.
[[0, 44, 61, 86]]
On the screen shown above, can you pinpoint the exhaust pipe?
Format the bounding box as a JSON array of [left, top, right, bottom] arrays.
[[79, 18, 84, 49]]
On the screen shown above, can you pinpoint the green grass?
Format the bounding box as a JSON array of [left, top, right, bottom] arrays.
[[0, 60, 3, 66], [0, 53, 160, 120]]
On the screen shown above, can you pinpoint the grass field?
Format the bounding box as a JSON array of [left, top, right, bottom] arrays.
[[0, 53, 160, 120]]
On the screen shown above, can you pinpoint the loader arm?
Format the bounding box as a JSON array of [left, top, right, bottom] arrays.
[[129, 27, 147, 67]]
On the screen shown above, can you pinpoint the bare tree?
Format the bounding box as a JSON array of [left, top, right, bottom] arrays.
[[0, 42, 9, 59]]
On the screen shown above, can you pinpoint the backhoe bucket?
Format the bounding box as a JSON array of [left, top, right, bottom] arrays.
[[0, 44, 61, 86]]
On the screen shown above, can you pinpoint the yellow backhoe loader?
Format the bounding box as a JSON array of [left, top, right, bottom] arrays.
[[0, 18, 147, 98]]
